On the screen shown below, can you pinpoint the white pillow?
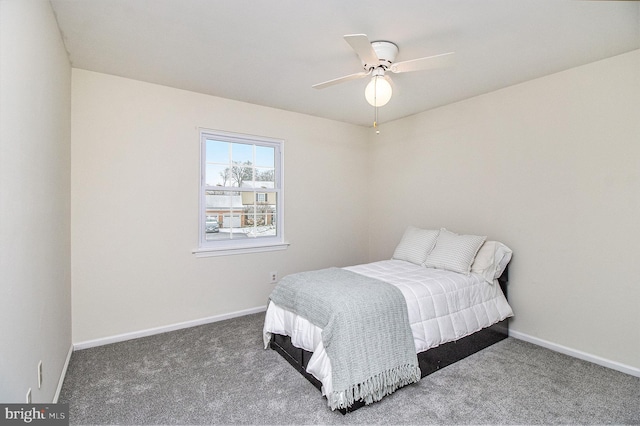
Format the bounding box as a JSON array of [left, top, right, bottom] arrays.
[[471, 241, 513, 284], [423, 228, 486, 275], [392, 226, 440, 266]]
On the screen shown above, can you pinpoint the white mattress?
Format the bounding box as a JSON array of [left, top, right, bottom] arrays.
[[263, 259, 513, 396]]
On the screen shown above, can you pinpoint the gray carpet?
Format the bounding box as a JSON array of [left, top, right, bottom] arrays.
[[59, 313, 640, 425]]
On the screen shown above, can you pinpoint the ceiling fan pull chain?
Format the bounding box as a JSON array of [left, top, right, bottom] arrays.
[[374, 105, 380, 134], [373, 77, 380, 134]]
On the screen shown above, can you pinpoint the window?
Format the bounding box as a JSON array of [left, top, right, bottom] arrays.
[[194, 129, 287, 256]]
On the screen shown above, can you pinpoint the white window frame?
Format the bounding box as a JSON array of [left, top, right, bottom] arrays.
[[193, 129, 288, 257]]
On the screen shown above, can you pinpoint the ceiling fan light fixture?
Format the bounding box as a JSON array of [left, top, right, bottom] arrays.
[[365, 74, 392, 107], [313, 34, 454, 116]]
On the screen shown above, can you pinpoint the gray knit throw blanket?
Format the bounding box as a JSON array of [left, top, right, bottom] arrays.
[[269, 267, 420, 410]]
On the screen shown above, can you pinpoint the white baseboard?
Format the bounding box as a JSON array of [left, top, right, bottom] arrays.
[[509, 330, 640, 378], [53, 344, 73, 403], [73, 306, 267, 350]]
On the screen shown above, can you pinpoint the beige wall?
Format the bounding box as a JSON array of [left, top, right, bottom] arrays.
[[368, 50, 640, 370], [0, 0, 72, 402], [70, 69, 370, 343]]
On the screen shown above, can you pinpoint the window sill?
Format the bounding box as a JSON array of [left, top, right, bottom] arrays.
[[192, 242, 290, 258]]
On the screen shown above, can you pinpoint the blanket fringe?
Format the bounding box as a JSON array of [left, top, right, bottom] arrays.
[[327, 364, 421, 411]]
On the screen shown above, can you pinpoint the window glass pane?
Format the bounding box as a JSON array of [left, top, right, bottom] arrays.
[[206, 140, 230, 164], [255, 167, 275, 185], [204, 191, 242, 241], [255, 146, 274, 168], [242, 192, 277, 238], [265, 191, 277, 209], [231, 143, 253, 164], [206, 164, 230, 187], [230, 165, 253, 187]]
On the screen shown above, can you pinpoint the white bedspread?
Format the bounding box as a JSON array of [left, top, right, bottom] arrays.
[[263, 259, 513, 396]]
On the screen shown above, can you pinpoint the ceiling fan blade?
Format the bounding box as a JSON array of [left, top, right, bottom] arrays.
[[312, 70, 371, 89], [390, 52, 455, 74], [344, 34, 379, 68]]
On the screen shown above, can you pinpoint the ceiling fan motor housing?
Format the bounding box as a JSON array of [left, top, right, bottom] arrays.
[[364, 41, 399, 70]]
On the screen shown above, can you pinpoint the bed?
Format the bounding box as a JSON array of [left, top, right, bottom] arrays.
[[263, 227, 514, 412]]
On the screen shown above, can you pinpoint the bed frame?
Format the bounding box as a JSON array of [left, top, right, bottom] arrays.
[[269, 267, 510, 413]]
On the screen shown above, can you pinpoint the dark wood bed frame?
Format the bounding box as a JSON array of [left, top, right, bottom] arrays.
[[269, 267, 510, 413]]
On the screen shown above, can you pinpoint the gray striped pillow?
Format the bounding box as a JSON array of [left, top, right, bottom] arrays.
[[423, 228, 487, 275], [392, 226, 439, 265]]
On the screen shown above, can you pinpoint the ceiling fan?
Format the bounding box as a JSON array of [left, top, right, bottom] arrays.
[[313, 34, 455, 107]]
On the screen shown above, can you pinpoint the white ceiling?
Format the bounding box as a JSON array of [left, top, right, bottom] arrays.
[[50, 0, 640, 127]]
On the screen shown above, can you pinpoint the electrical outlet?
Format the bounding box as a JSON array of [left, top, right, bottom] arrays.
[[38, 361, 43, 389], [26, 388, 31, 404], [269, 271, 278, 283]]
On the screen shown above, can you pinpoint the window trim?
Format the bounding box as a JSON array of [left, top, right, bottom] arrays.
[[192, 242, 289, 258], [194, 129, 287, 257]]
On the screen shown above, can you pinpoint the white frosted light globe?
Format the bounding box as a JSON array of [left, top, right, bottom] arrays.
[[365, 76, 392, 107]]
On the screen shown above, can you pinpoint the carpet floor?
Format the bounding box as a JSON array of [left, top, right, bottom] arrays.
[[59, 313, 640, 425]]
